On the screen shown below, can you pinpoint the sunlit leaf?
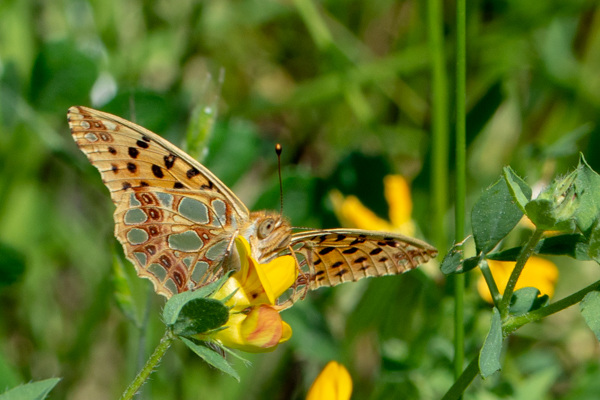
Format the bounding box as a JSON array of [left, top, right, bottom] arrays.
[[0, 378, 61, 400], [580, 291, 600, 342], [472, 172, 530, 254], [480, 308, 503, 378], [180, 338, 239, 381]]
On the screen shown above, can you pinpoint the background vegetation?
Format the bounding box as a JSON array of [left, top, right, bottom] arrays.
[[1, 0, 600, 399]]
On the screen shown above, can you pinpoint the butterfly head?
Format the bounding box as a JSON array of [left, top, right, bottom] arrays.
[[246, 211, 292, 263]]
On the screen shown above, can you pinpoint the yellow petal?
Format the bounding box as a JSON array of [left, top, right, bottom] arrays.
[[330, 190, 394, 231], [306, 361, 353, 400], [214, 305, 289, 353], [384, 175, 415, 236], [477, 257, 559, 303], [257, 255, 297, 303]]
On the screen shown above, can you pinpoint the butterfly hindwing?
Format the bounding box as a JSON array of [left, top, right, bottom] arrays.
[[114, 188, 240, 297], [278, 229, 438, 308]]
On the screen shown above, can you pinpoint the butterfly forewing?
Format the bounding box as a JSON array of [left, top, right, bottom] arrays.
[[68, 106, 249, 217], [277, 229, 438, 308], [68, 106, 250, 297]]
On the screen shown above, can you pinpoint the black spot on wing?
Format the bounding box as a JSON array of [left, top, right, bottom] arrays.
[[164, 154, 176, 169], [342, 247, 359, 254], [128, 147, 139, 158], [335, 234, 347, 241], [173, 182, 184, 189], [136, 140, 149, 149], [350, 236, 367, 245], [127, 162, 137, 173], [151, 165, 164, 178], [187, 167, 200, 179], [319, 247, 335, 255]]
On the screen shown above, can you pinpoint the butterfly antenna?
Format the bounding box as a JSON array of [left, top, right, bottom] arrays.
[[276, 143, 284, 215]]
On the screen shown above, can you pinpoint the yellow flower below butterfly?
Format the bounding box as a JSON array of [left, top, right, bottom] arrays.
[[200, 237, 297, 353], [477, 257, 559, 303], [306, 361, 353, 400], [331, 175, 415, 236]]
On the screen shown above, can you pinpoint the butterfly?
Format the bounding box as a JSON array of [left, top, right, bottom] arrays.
[[68, 106, 437, 309]]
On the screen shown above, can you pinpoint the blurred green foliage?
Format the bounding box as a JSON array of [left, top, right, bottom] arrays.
[[1, 0, 600, 399]]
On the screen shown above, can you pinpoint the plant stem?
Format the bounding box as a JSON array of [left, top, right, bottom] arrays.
[[120, 329, 174, 400], [441, 354, 480, 400], [479, 258, 502, 308], [454, 0, 467, 381], [498, 228, 544, 318], [504, 279, 600, 335], [427, 0, 449, 252]]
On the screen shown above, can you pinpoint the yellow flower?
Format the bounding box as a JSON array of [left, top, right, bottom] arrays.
[[306, 361, 352, 400], [331, 175, 415, 236], [477, 257, 559, 303], [201, 237, 297, 353]]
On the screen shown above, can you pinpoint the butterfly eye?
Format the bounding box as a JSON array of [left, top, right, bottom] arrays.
[[257, 218, 275, 239]]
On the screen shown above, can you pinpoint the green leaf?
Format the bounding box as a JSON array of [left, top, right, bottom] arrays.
[[186, 72, 223, 162], [479, 308, 503, 378], [0, 378, 61, 400], [503, 166, 532, 213], [162, 274, 230, 325], [472, 172, 530, 254], [580, 291, 600, 342], [0, 242, 25, 287], [172, 298, 229, 337], [440, 246, 463, 275], [487, 233, 590, 262], [574, 155, 600, 235], [587, 221, 600, 264], [180, 338, 240, 381], [509, 287, 549, 316]]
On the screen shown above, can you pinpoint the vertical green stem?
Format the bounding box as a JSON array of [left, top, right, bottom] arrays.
[[427, 0, 449, 253], [454, 0, 467, 380], [120, 330, 174, 400], [498, 228, 545, 318]]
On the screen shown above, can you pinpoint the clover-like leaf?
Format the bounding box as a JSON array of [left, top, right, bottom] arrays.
[[479, 308, 503, 378]]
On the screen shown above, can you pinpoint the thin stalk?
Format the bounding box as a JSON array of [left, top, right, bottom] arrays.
[[120, 329, 174, 400], [441, 354, 480, 400], [427, 0, 449, 253], [454, 0, 467, 381], [498, 228, 545, 317], [479, 259, 502, 308]]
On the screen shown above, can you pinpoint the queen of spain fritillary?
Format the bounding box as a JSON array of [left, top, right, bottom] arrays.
[[68, 106, 437, 308]]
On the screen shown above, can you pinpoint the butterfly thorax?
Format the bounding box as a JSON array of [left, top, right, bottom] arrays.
[[243, 211, 292, 264]]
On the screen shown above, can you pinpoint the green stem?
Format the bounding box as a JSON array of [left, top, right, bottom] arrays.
[[454, 0, 467, 381], [427, 0, 449, 253], [504, 279, 600, 335], [441, 354, 480, 400], [120, 329, 174, 400], [498, 228, 545, 318], [479, 258, 502, 308]]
